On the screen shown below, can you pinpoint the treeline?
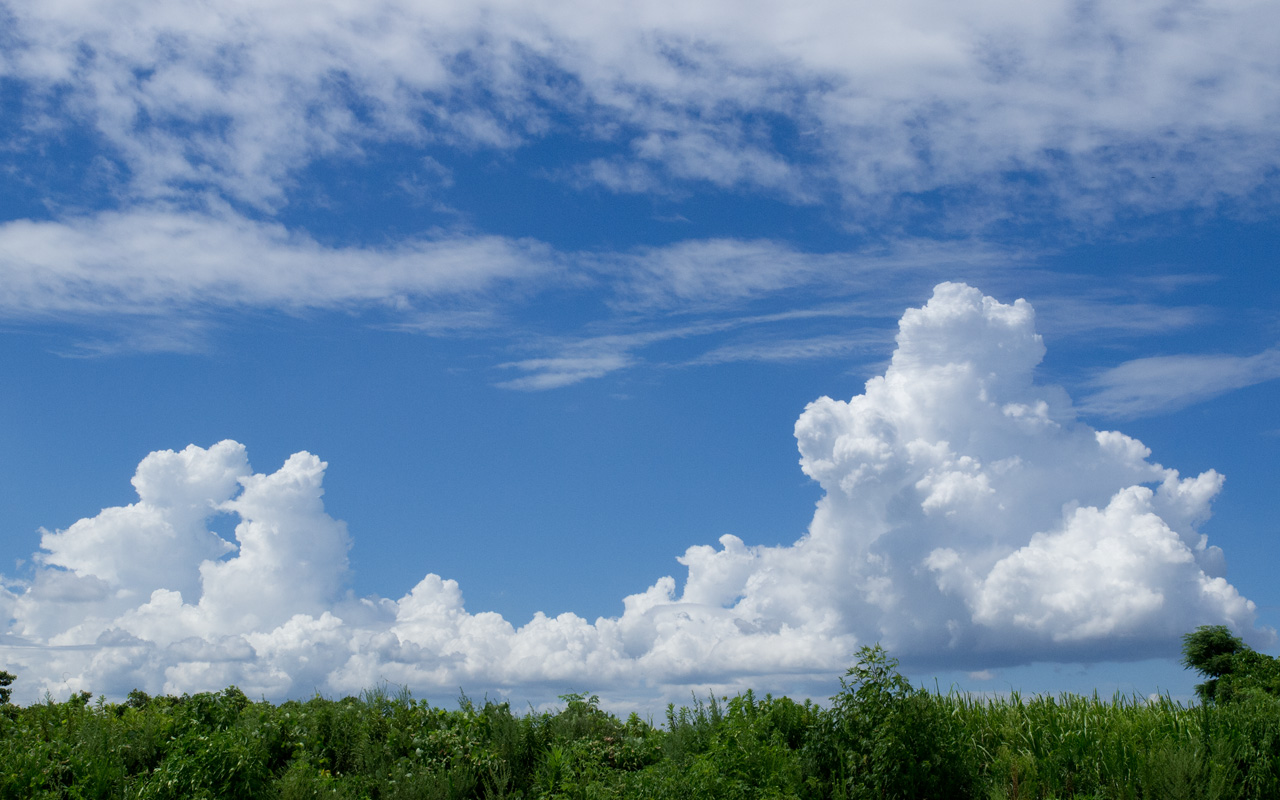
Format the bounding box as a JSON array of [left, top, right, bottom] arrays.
[[1, 631, 1279, 799]]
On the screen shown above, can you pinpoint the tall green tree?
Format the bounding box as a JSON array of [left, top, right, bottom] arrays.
[[0, 669, 13, 704], [1182, 625, 1280, 703]]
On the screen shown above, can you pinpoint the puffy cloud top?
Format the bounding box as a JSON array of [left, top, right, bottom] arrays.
[[0, 283, 1263, 704]]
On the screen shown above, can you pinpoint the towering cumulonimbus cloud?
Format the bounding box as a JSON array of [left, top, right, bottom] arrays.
[[703, 283, 1256, 666], [0, 283, 1264, 704]]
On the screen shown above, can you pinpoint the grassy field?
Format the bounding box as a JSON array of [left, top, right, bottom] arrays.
[[2, 646, 1279, 799]]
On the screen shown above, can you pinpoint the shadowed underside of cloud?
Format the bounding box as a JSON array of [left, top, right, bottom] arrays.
[[0, 283, 1264, 705]]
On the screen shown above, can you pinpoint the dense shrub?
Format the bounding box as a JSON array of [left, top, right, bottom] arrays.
[[4, 640, 1280, 799], [809, 645, 977, 800]]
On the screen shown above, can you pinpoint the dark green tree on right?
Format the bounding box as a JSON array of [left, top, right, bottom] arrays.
[[1182, 625, 1280, 703], [0, 669, 13, 705]]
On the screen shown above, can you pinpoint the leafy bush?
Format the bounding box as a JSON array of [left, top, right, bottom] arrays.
[[817, 644, 977, 800]]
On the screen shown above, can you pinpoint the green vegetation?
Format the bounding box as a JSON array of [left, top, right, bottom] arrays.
[[0, 669, 14, 705], [3, 637, 1280, 799], [1182, 625, 1280, 704]]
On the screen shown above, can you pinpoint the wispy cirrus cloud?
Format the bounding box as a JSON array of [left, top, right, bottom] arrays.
[[689, 332, 892, 366], [595, 237, 1020, 313], [1, 199, 1237, 398], [0, 207, 1001, 325], [1080, 348, 1280, 420], [0, 202, 1005, 363], [1031, 298, 1209, 338], [493, 304, 902, 390], [495, 353, 635, 391], [3, 199, 1218, 392], [0, 206, 556, 318]]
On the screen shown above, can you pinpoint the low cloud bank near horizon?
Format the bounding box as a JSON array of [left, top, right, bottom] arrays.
[[0, 283, 1264, 706]]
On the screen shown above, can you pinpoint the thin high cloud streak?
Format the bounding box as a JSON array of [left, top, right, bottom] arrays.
[[0, 206, 1225, 387], [5, 207, 1236, 398], [1081, 348, 1280, 419], [0, 284, 1263, 705], [494, 308, 898, 390], [0, 210, 915, 319], [0, 206, 1005, 365], [4, 0, 1278, 221], [0, 209, 553, 318]]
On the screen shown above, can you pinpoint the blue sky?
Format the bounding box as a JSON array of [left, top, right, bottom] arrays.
[[1, 0, 1278, 708]]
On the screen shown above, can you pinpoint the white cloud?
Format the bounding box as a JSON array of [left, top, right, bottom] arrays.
[[603, 239, 847, 311], [0, 207, 554, 319], [0, 201, 1005, 358], [495, 353, 634, 391], [492, 310, 887, 390], [600, 236, 1017, 315], [1081, 348, 1280, 419], [690, 332, 891, 366], [0, 282, 1265, 704], [488, 238, 1014, 388], [3, 0, 1278, 221], [1032, 298, 1207, 338]]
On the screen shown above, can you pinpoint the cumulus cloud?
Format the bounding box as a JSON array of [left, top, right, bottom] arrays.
[[2, 0, 1278, 221], [0, 283, 1264, 704]]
